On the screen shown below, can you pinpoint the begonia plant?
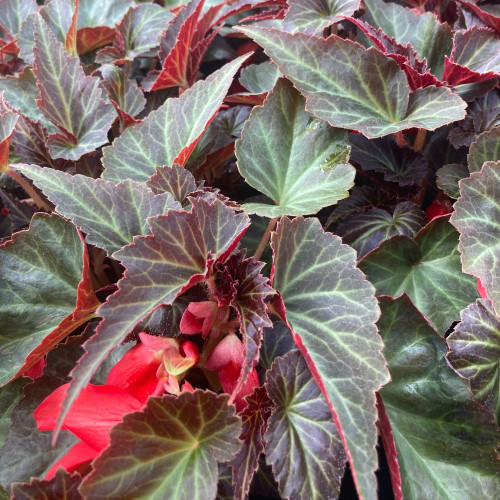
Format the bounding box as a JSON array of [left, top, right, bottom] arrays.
[[0, 0, 499, 499]]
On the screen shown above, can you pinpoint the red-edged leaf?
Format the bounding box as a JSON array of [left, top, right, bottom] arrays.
[[33, 16, 115, 160], [375, 393, 403, 500], [0, 0, 38, 38], [0, 213, 85, 386], [96, 4, 173, 64], [11, 469, 82, 500], [264, 350, 346, 499], [271, 216, 390, 500], [9, 230, 99, 382], [457, 0, 500, 35], [218, 251, 274, 405], [100, 64, 146, 129], [75, 26, 115, 54], [0, 105, 17, 172], [54, 198, 249, 440], [151, 0, 205, 91], [79, 391, 242, 500], [443, 27, 500, 86], [102, 55, 249, 183], [65, 0, 78, 57], [231, 386, 273, 500]]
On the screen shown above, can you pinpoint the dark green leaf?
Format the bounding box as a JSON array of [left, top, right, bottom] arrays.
[[336, 202, 426, 258], [378, 295, 500, 499], [80, 391, 242, 500], [468, 127, 500, 172], [259, 321, 296, 371], [271, 216, 389, 500], [359, 216, 478, 334], [447, 299, 500, 424], [265, 350, 345, 499], [239, 62, 280, 94], [436, 163, 469, 198], [0, 190, 36, 232], [11, 469, 82, 500], [0, 378, 27, 447]]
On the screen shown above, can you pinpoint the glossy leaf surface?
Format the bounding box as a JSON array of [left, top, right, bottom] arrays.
[[271, 216, 389, 500], [359, 216, 478, 334], [378, 295, 500, 500]]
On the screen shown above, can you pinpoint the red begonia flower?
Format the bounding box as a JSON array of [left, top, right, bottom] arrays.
[[477, 278, 488, 299], [205, 333, 259, 411], [180, 301, 219, 337], [45, 441, 97, 480], [34, 383, 142, 451], [425, 200, 452, 222]]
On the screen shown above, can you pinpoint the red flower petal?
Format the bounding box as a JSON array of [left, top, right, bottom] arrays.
[[180, 301, 217, 336], [477, 278, 488, 299], [22, 357, 46, 379], [204, 333, 244, 371], [34, 384, 142, 450], [45, 441, 98, 480]]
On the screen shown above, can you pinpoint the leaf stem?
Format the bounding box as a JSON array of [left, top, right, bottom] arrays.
[[254, 217, 277, 261], [6, 168, 52, 211], [394, 131, 406, 148], [413, 128, 427, 152]]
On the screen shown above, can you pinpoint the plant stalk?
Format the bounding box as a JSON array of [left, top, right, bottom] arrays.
[[6, 168, 52, 211], [413, 128, 427, 152], [254, 217, 277, 261]]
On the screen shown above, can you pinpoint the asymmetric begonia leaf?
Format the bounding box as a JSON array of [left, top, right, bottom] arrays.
[[239, 62, 280, 94], [56, 199, 249, 439], [0, 214, 84, 386], [0, 0, 38, 38], [450, 161, 500, 317], [447, 299, 500, 424], [237, 27, 466, 138], [147, 165, 197, 205], [283, 0, 360, 35], [99, 64, 146, 128], [236, 78, 354, 217], [377, 295, 500, 499], [349, 133, 429, 185], [359, 216, 478, 335], [231, 386, 272, 500], [95, 4, 174, 64], [271, 216, 389, 500], [79, 391, 242, 500], [17, 164, 181, 255], [102, 55, 249, 183], [264, 350, 346, 500], [336, 202, 426, 258], [11, 469, 82, 500], [33, 16, 115, 160], [443, 27, 500, 86], [436, 163, 469, 198], [468, 127, 500, 172], [362, 0, 452, 78]]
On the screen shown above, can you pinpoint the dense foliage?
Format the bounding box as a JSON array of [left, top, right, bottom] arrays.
[[0, 0, 499, 498]]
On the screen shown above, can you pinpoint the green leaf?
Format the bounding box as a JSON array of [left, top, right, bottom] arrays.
[[77, 0, 134, 29], [102, 55, 249, 183], [0, 214, 83, 386], [259, 321, 296, 371], [16, 164, 181, 255], [349, 133, 429, 186], [336, 202, 426, 258], [447, 299, 500, 424], [0, 379, 27, 448], [378, 295, 500, 500], [436, 163, 469, 198], [95, 3, 174, 64], [265, 350, 346, 500], [0, 0, 38, 36], [239, 62, 280, 94], [283, 0, 360, 35], [80, 391, 242, 500], [236, 78, 354, 217], [33, 16, 116, 160], [11, 469, 82, 500], [359, 216, 478, 335], [271, 216, 389, 500], [468, 127, 500, 172], [362, 0, 452, 78], [237, 27, 465, 138], [451, 161, 500, 317], [57, 199, 249, 439]]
